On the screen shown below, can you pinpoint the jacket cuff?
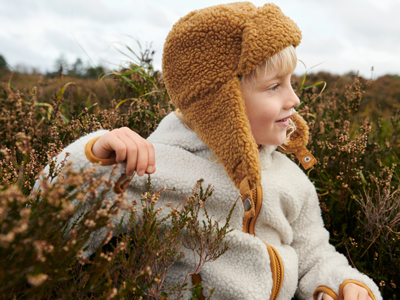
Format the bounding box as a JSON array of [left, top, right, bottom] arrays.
[[339, 280, 376, 300], [313, 286, 337, 300], [313, 280, 376, 300], [85, 136, 117, 166]]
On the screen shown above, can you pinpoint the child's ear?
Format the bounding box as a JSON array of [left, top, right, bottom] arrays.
[[277, 112, 317, 169]]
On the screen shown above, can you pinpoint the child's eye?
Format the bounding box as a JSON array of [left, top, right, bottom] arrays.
[[268, 84, 279, 92]]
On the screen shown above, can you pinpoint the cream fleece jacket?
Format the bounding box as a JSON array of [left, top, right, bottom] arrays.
[[33, 112, 382, 300]]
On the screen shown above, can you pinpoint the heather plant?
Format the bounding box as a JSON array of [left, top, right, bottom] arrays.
[[1, 41, 400, 298], [0, 135, 236, 299], [0, 157, 124, 298], [292, 74, 400, 299], [0, 82, 105, 196], [0, 44, 235, 299], [110, 42, 173, 137]]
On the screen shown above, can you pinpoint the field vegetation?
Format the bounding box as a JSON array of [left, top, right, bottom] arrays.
[[0, 48, 400, 299]]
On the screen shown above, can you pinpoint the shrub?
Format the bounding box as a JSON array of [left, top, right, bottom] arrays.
[[0, 54, 8, 70], [0, 46, 235, 299], [1, 44, 399, 298], [292, 74, 400, 298], [0, 153, 235, 299]]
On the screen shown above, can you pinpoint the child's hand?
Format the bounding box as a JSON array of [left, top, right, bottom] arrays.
[[322, 283, 372, 300], [92, 127, 156, 177]]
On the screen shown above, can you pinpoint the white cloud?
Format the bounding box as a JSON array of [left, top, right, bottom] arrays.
[[0, 0, 398, 77]]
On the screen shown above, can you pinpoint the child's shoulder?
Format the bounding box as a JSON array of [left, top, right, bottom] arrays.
[[269, 149, 315, 190], [147, 112, 207, 152], [134, 112, 235, 195]]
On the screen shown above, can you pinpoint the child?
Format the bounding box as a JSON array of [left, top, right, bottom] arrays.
[[34, 2, 382, 300]]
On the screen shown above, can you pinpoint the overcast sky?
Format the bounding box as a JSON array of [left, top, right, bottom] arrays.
[[1, 0, 399, 78]]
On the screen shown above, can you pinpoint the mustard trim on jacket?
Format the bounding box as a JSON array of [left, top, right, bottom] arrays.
[[242, 183, 284, 300], [84, 136, 116, 166], [313, 279, 376, 300]]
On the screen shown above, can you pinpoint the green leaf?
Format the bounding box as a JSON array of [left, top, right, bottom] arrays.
[[34, 102, 53, 120], [118, 67, 143, 77], [358, 170, 367, 188], [120, 76, 145, 94], [300, 73, 307, 89], [56, 82, 75, 103], [303, 81, 325, 90], [86, 103, 98, 111], [115, 98, 140, 110], [145, 110, 155, 117], [60, 113, 70, 124]]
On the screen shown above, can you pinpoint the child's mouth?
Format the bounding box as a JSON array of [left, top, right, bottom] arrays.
[[275, 117, 290, 126], [276, 118, 289, 122]]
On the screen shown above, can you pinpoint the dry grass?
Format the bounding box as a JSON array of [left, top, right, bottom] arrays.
[[0, 63, 400, 298]]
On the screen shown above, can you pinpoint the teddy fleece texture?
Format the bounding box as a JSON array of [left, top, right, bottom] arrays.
[[33, 112, 382, 300], [162, 2, 302, 192]]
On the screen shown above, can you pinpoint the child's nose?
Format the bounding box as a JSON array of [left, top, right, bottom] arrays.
[[285, 89, 300, 110]]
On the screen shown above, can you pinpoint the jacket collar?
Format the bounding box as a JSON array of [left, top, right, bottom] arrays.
[[147, 112, 276, 170]]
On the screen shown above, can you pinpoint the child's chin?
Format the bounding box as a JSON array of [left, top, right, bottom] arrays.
[[258, 138, 284, 147], [273, 135, 287, 147], [255, 133, 286, 146]]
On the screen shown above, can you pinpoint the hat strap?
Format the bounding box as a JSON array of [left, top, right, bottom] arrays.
[[235, 162, 257, 219]]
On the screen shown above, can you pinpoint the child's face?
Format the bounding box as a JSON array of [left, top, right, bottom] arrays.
[[241, 66, 300, 146]]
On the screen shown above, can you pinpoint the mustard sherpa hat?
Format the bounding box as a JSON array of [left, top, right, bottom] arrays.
[[162, 2, 310, 193]]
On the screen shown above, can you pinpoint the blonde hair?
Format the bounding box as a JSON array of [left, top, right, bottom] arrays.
[[240, 45, 298, 86], [239, 45, 298, 148]]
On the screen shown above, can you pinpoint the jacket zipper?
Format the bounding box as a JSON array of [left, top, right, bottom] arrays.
[[243, 184, 284, 300], [267, 244, 284, 300]]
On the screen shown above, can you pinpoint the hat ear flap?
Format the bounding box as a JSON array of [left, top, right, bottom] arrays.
[[278, 112, 317, 169], [179, 76, 262, 190]]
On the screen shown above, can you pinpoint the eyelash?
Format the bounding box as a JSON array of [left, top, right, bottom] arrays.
[[268, 84, 279, 92]]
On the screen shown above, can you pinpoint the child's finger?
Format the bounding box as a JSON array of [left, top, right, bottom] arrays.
[[122, 130, 155, 176], [132, 139, 149, 177], [121, 131, 149, 177], [343, 283, 370, 300], [102, 133, 127, 163], [116, 133, 141, 176], [322, 293, 334, 300], [145, 141, 156, 174], [342, 288, 358, 300]]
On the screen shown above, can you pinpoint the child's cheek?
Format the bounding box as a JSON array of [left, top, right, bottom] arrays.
[[245, 93, 277, 133], [251, 107, 276, 139], [259, 105, 278, 128]]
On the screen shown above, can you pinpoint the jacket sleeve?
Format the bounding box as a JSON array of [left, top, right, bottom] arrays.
[[31, 130, 200, 259], [31, 129, 137, 258], [290, 184, 382, 300]]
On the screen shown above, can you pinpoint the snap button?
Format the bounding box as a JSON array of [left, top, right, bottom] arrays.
[[303, 156, 311, 163], [244, 198, 252, 211]]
